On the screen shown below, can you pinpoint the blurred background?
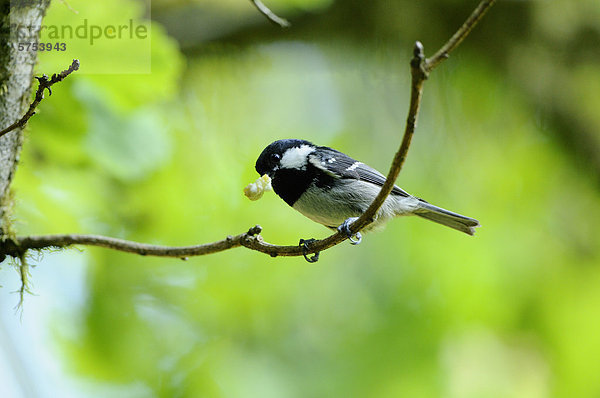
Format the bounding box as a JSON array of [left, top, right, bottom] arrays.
[[2, 0, 600, 397]]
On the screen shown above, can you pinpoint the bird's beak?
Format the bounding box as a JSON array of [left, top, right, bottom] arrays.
[[265, 167, 277, 178]]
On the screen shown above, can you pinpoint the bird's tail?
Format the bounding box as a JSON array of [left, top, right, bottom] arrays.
[[414, 201, 480, 236]]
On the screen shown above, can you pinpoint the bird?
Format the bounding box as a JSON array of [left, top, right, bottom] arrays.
[[255, 138, 479, 243]]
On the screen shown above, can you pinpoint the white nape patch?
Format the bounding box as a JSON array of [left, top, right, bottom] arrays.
[[280, 145, 315, 170], [346, 161, 362, 171]]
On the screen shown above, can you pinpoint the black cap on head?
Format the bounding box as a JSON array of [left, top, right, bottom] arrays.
[[255, 139, 313, 176]]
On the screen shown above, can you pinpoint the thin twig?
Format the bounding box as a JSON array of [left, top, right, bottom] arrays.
[[346, 41, 428, 236], [0, 59, 80, 139], [2, 0, 496, 262], [249, 0, 291, 27], [425, 0, 496, 71], [347, 0, 497, 236]]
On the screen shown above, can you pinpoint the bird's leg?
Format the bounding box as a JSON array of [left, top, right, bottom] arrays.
[[337, 217, 362, 245], [299, 238, 320, 263]]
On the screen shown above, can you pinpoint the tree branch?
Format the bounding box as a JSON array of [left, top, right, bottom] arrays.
[[2, 0, 496, 263], [425, 0, 497, 72], [249, 0, 291, 28], [0, 59, 80, 139], [348, 0, 497, 237], [2, 225, 330, 259]]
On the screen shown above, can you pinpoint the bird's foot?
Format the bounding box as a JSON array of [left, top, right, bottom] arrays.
[[337, 217, 362, 245], [299, 238, 320, 263]]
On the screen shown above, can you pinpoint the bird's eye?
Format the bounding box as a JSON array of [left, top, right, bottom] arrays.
[[270, 153, 281, 162]]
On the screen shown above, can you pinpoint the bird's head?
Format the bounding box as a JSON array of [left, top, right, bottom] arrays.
[[255, 139, 315, 177]]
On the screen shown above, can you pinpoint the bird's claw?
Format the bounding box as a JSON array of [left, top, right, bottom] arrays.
[[337, 217, 362, 245], [299, 238, 320, 263]]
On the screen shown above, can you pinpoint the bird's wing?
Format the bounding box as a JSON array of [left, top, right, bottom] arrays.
[[309, 146, 410, 197]]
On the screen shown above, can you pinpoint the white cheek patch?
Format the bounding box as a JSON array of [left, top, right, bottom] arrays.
[[280, 145, 315, 170]]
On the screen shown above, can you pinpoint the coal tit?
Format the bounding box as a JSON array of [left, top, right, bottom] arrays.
[[255, 139, 480, 238]]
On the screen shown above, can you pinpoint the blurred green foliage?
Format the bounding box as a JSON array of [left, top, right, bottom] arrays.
[[4, 0, 600, 397]]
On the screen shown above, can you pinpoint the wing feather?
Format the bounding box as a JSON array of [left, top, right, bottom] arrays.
[[309, 147, 410, 197]]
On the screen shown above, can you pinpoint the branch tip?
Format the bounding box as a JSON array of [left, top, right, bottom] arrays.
[[413, 41, 425, 59], [410, 41, 428, 79], [247, 225, 262, 236], [249, 0, 291, 28], [0, 59, 80, 138]]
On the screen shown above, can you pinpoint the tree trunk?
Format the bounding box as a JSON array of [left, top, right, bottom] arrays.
[[0, 0, 50, 235]]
